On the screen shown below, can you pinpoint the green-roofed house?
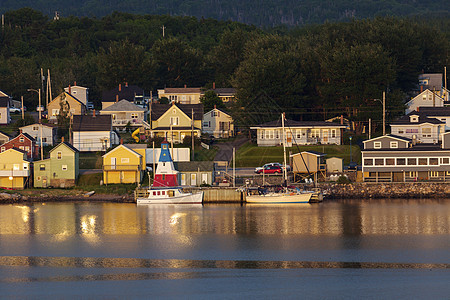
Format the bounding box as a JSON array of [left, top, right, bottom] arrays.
[[34, 141, 79, 188]]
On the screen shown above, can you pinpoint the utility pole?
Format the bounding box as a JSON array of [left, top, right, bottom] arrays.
[[445, 66, 448, 102], [383, 91, 386, 136], [368, 118, 371, 139], [191, 108, 194, 161], [21, 96, 24, 120], [162, 25, 165, 37]]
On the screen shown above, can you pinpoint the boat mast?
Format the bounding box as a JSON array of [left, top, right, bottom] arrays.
[[282, 113, 288, 187]]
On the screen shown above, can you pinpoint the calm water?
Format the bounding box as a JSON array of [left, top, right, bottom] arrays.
[[0, 200, 449, 299]]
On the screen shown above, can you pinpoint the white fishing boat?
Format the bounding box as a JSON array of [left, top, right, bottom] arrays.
[[246, 113, 320, 204], [136, 187, 203, 204]]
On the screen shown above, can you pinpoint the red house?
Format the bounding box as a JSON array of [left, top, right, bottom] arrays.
[[0, 131, 39, 160]]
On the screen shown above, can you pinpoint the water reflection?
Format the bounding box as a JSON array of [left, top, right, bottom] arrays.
[[0, 200, 449, 236]]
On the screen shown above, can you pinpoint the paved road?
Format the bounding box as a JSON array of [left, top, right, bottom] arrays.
[[214, 135, 248, 162]]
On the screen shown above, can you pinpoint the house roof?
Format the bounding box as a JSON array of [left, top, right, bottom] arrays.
[[101, 99, 146, 112], [102, 144, 141, 158], [124, 143, 147, 150], [161, 87, 202, 94], [0, 91, 10, 97], [417, 107, 450, 116], [9, 132, 36, 143], [72, 115, 112, 131], [406, 89, 444, 105], [362, 144, 445, 152], [363, 134, 411, 144], [175, 161, 214, 172], [391, 111, 444, 125], [204, 108, 232, 117], [102, 85, 144, 102], [50, 92, 86, 108], [50, 141, 79, 153], [210, 88, 236, 95], [150, 103, 204, 121], [251, 119, 346, 128], [0, 130, 11, 139], [290, 151, 325, 157], [151, 126, 201, 131], [20, 123, 56, 130]]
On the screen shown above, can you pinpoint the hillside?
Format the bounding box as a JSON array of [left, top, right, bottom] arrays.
[[0, 0, 449, 27]]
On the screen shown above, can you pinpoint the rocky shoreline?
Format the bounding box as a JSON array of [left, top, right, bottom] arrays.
[[1, 182, 449, 204]]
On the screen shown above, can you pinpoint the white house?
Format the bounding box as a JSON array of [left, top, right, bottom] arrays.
[[405, 89, 445, 114], [64, 84, 89, 106], [390, 111, 445, 143], [416, 107, 450, 131], [250, 119, 346, 146], [202, 107, 234, 138], [72, 115, 119, 152], [100, 99, 148, 132], [19, 123, 56, 146]]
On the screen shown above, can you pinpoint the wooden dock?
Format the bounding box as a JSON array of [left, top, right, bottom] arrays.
[[134, 187, 244, 203]]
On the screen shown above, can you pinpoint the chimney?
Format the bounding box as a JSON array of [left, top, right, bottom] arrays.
[[61, 136, 64, 143], [116, 95, 119, 102], [420, 85, 423, 93], [119, 84, 122, 92], [74, 81, 76, 86], [340, 115, 343, 125], [120, 138, 123, 145], [214, 104, 216, 109], [213, 82, 215, 90], [93, 109, 96, 117], [184, 84, 187, 88], [68, 85, 71, 94], [125, 82, 128, 87]]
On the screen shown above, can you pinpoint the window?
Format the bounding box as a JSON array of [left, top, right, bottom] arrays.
[[441, 158, 449, 165], [13, 164, 19, 170], [203, 122, 209, 127], [23, 163, 28, 170], [42, 138, 47, 143], [407, 158, 417, 165], [429, 158, 438, 165], [364, 159, 373, 166], [37, 176, 41, 181], [430, 171, 439, 177], [311, 129, 320, 138], [275, 130, 279, 139], [296, 130, 301, 139], [19, 146, 24, 150], [406, 129, 419, 133], [1, 147, 5, 152], [374, 142, 381, 149], [19, 137, 24, 143], [386, 158, 395, 165], [25, 146, 29, 151], [260, 130, 264, 139], [62, 165, 67, 171], [33, 126, 38, 131], [112, 114, 116, 120], [40, 165, 45, 171], [409, 171, 418, 178], [57, 152, 62, 159], [131, 113, 138, 119], [422, 127, 432, 138], [390, 141, 398, 148], [170, 117, 179, 125], [396, 158, 406, 165], [398, 128, 404, 134], [52, 109, 60, 116], [418, 158, 427, 165], [375, 159, 384, 166], [121, 158, 129, 163], [331, 129, 336, 138]]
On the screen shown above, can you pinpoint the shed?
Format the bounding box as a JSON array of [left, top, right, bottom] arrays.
[[326, 157, 343, 173], [176, 161, 214, 186]]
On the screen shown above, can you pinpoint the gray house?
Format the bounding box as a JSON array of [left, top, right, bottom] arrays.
[[362, 134, 450, 182]]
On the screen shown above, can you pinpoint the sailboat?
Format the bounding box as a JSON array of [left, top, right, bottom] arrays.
[[246, 113, 318, 204], [136, 140, 203, 204]]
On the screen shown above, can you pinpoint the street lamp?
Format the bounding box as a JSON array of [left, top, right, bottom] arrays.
[[27, 88, 43, 160], [349, 136, 352, 164], [374, 91, 386, 136]]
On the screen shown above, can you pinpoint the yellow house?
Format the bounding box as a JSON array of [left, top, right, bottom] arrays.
[[102, 144, 146, 184], [0, 148, 31, 189], [47, 91, 87, 122], [149, 103, 203, 143]]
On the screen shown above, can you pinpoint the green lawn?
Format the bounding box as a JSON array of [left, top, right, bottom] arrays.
[[235, 142, 361, 167]]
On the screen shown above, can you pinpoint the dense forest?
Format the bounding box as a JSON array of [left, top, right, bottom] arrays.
[[0, 8, 449, 131], [0, 0, 449, 27]]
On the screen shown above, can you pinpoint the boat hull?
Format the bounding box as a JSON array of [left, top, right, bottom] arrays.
[[246, 192, 313, 204], [137, 191, 203, 205]]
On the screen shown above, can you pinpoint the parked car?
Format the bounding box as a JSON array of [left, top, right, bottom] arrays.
[[255, 162, 291, 173], [255, 165, 283, 174], [9, 107, 21, 113]]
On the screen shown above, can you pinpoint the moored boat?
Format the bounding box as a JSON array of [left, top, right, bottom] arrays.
[[246, 191, 313, 203], [136, 187, 203, 204]]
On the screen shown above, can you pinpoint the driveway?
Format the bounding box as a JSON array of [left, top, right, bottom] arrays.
[[214, 135, 248, 162]]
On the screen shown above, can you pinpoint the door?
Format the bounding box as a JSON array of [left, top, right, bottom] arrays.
[[202, 173, 208, 184], [181, 174, 186, 186], [323, 130, 329, 143], [191, 173, 197, 186], [111, 157, 116, 170]]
